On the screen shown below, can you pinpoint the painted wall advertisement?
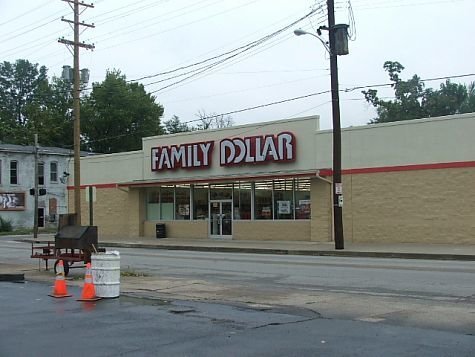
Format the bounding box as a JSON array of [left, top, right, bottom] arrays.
[[0, 192, 26, 211]]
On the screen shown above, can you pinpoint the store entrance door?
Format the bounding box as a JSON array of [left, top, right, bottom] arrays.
[[210, 200, 232, 239]]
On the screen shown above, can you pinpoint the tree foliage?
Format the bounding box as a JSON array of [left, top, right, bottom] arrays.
[[162, 111, 234, 135], [80, 70, 164, 153], [194, 110, 234, 130], [163, 115, 191, 134], [1, 59, 235, 152], [0, 59, 51, 144], [363, 61, 475, 123]]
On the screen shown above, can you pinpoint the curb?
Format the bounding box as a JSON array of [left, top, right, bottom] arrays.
[[14, 238, 475, 261], [101, 242, 475, 261], [0, 273, 25, 282]]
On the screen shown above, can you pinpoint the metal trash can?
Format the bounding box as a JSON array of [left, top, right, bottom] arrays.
[[156, 224, 166, 239]]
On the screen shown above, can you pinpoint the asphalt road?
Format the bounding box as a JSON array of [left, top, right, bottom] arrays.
[[0, 281, 474, 357], [1, 239, 474, 355]]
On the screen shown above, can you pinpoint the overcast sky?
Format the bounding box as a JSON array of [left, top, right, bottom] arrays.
[[1, 0, 474, 130]]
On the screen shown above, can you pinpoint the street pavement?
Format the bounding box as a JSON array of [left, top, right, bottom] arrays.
[[0, 236, 475, 356], [2, 233, 474, 286], [10, 233, 475, 260], [1, 281, 474, 357]]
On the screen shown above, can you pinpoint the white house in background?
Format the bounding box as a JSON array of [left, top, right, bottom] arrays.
[[0, 144, 72, 229]]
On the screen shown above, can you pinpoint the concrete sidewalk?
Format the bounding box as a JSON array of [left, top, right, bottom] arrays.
[[8, 234, 475, 261]]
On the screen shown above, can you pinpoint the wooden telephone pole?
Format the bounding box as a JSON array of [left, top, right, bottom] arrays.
[[58, 0, 94, 225], [327, 0, 347, 249]]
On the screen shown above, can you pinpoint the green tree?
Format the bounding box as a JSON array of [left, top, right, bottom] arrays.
[[363, 61, 426, 123], [0, 59, 49, 144], [363, 61, 475, 123], [81, 70, 164, 153], [163, 115, 191, 134], [460, 82, 475, 113]]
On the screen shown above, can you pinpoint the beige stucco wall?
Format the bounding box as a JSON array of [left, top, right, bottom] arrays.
[[315, 113, 475, 170], [142, 116, 320, 184]]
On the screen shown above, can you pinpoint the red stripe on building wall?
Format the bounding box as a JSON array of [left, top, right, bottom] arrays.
[[319, 160, 475, 177]]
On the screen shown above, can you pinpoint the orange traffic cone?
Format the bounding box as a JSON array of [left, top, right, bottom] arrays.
[[77, 263, 101, 302], [49, 260, 72, 298]]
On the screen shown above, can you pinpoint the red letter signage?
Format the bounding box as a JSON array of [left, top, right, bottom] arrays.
[[220, 132, 295, 166], [151, 141, 214, 172]]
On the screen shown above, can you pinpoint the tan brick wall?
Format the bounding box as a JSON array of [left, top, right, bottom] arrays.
[[346, 167, 475, 244], [69, 187, 141, 241], [233, 220, 311, 241], [69, 167, 475, 244], [310, 178, 332, 242], [342, 175, 354, 243], [143, 220, 208, 239]]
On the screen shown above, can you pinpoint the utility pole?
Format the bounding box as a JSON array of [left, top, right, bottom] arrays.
[[58, 0, 94, 225], [33, 134, 39, 239], [327, 0, 344, 249]]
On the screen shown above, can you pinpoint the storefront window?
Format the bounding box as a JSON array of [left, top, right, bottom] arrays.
[[160, 186, 174, 220], [295, 178, 311, 219], [210, 183, 233, 200], [233, 182, 251, 220], [193, 184, 208, 220], [273, 179, 294, 220], [254, 181, 273, 220], [146, 189, 160, 220], [175, 184, 190, 220]]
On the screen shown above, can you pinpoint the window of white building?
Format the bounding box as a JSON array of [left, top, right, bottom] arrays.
[[10, 161, 18, 185]]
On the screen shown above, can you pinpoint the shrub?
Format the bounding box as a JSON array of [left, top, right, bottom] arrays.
[[0, 216, 13, 232]]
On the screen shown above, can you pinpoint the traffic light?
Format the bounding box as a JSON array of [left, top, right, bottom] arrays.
[[29, 188, 47, 196]]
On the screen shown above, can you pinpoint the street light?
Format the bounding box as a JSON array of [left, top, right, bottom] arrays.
[[293, 29, 330, 53], [294, 11, 349, 250]]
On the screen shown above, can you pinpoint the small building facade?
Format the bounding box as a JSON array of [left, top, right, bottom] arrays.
[[0, 144, 71, 229], [70, 113, 475, 244]]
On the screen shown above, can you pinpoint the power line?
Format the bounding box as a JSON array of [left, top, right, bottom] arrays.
[[0, 0, 50, 27], [2, 71, 475, 149], [164, 73, 330, 104], [0, 16, 63, 45], [95, 0, 259, 52], [144, 11, 321, 94]]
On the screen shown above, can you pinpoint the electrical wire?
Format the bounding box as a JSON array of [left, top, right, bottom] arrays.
[[2, 69, 475, 149], [95, 0, 259, 53], [0, 0, 51, 27], [144, 12, 322, 94]]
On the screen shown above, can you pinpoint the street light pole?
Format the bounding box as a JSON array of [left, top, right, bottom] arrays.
[[327, 0, 344, 250], [294, 1, 348, 249]]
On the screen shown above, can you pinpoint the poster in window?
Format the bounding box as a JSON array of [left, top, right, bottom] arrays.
[[0, 192, 26, 211], [277, 200, 291, 214], [178, 204, 190, 216], [296, 199, 311, 219]]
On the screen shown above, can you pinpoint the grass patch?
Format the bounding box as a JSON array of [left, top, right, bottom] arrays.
[[0, 216, 13, 232]]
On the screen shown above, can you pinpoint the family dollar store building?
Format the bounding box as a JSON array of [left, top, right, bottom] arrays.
[[70, 113, 475, 244]]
